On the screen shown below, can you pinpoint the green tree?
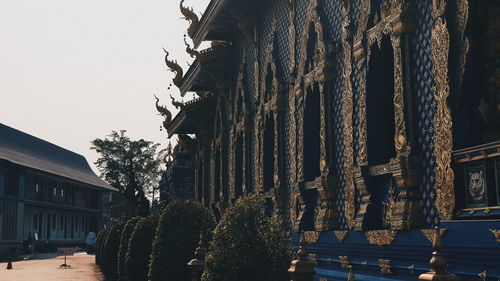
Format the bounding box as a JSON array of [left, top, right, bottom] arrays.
[[91, 130, 164, 217]]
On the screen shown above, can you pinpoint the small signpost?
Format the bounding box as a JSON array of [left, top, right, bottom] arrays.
[[57, 247, 74, 268]]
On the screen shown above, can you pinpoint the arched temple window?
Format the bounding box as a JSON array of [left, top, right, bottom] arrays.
[[263, 114, 275, 192], [235, 134, 244, 198], [364, 36, 396, 229], [196, 159, 203, 202], [303, 83, 321, 182], [366, 37, 396, 166], [214, 149, 221, 202]]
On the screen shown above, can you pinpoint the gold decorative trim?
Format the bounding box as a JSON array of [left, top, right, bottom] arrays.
[[356, 0, 370, 37], [339, 256, 350, 269], [334, 231, 348, 243], [288, 0, 296, 72], [378, 259, 393, 275], [431, 2, 455, 221], [341, 3, 356, 228], [421, 228, 447, 244], [308, 253, 319, 265], [365, 230, 398, 246], [489, 229, 500, 243], [303, 231, 321, 244], [391, 35, 410, 156]]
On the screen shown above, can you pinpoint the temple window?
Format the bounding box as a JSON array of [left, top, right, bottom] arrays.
[[366, 37, 396, 166], [305, 24, 318, 74], [303, 83, 321, 183], [263, 115, 275, 192], [235, 134, 243, 198], [197, 159, 203, 202], [363, 36, 396, 229], [214, 149, 221, 202]]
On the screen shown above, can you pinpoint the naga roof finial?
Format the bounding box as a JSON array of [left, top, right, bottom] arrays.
[[163, 48, 184, 88], [184, 35, 199, 58], [170, 94, 184, 109], [154, 94, 172, 131], [180, 0, 200, 39]]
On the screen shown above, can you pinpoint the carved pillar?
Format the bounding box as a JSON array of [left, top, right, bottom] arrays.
[[291, 191, 306, 231], [431, 0, 455, 221], [353, 166, 369, 230], [341, 2, 356, 228], [209, 144, 216, 203], [254, 106, 263, 192], [353, 36, 370, 230], [389, 156, 423, 229], [314, 82, 338, 231], [314, 176, 337, 231], [229, 127, 236, 201]]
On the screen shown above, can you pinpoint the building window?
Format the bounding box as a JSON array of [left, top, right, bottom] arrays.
[[61, 188, 64, 198]]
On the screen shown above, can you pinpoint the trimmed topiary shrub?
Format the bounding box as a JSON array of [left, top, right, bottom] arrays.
[[117, 217, 142, 281], [124, 215, 158, 281], [148, 200, 215, 281], [95, 227, 110, 266], [102, 223, 124, 280], [201, 194, 292, 281]]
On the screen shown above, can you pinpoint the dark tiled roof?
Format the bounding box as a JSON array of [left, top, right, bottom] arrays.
[[0, 123, 116, 191]]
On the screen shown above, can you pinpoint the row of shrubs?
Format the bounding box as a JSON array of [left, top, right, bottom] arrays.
[[95, 195, 292, 281]]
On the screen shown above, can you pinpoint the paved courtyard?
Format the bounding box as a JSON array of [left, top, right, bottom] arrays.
[[0, 253, 103, 281]]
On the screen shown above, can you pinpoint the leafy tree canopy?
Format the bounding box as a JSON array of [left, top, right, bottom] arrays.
[[91, 130, 164, 216]]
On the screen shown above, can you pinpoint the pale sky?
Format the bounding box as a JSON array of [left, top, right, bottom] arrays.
[[0, 0, 210, 174]]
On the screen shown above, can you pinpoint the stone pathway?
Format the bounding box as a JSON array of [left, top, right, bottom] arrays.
[[0, 252, 104, 281]]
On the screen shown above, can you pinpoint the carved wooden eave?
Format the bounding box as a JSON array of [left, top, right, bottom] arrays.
[[180, 43, 233, 97], [167, 94, 216, 138], [192, 0, 257, 48], [193, 0, 238, 48]]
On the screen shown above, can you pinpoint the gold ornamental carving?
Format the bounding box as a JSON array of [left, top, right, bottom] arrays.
[[489, 229, 500, 243], [378, 259, 393, 275], [431, 1, 455, 221], [303, 231, 321, 244], [391, 34, 410, 156], [341, 2, 356, 228], [339, 256, 350, 269], [334, 231, 348, 243], [421, 228, 447, 244], [288, 0, 296, 72], [365, 230, 398, 246]]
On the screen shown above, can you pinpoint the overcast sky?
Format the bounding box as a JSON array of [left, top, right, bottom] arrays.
[[0, 0, 210, 174]]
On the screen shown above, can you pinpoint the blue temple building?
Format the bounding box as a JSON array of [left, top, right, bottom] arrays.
[[0, 123, 116, 256], [156, 0, 500, 279]]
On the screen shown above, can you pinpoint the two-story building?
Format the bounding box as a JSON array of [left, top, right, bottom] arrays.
[[0, 123, 116, 256]]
